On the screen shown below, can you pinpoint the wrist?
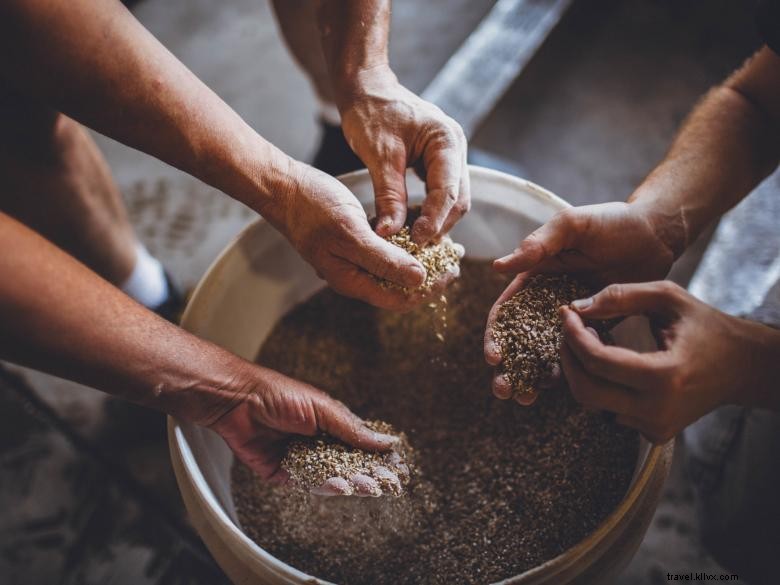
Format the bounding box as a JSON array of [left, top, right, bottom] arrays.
[[627, 193, 689, 261], [332, 64, 399, 111], [196, 125, 297, 221], [168, 353, 258, 428]]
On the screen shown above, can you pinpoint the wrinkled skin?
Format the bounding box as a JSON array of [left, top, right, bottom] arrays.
[[209, 366, 400, 491], [339, 69, 470, 245]]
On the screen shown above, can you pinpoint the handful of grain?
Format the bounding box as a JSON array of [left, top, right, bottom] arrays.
[[282, 420, 414, 497], [493, 274, 610, 395], [376, 207, 464, 293]]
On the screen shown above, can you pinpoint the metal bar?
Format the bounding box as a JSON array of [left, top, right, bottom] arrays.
[[422, 0, 575, 139]]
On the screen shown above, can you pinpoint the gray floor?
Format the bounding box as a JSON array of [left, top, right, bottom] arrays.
[[1, 0, 765, 583]]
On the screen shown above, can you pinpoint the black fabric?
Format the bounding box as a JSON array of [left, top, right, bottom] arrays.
[[757, 0, 780, 54]]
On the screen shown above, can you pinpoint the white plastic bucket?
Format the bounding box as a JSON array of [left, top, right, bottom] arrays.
[[169, 166, 673, 585]]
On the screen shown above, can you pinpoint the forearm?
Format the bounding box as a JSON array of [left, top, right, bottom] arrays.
[[0, 0, 291, 214], [629, 49, 780, 257], [0, 212, 251, 425], [315, 0, 396, 106]]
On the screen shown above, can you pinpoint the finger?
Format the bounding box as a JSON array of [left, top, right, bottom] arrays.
[[411, 130, 464, 245], [371, 465, 402, 492], [322, 255, 425, 311], [232, 437, 288, 481], [560, 306, 669, 389], [570, 281, 684, 320], [314, 397, 399, 452], [493, 209, 580, 274], [559, 341, 638, 416], [437, 146, 471, 237], [369, 155, 410, 236], [484, 273, 532, 365], [514, 389, 539, 406], [338, 229, 426, 289], [311, 477, 354, 497], [386, 451, 410, 478], [350, 473, 382, 497], [492, 372, 514, 399]]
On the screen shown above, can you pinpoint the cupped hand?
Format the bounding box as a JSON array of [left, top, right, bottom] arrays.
[[493, 201, 678, 286], [484, 202, 679, 402], [339, 67, 470, 245], [558, 281, 766, 443], [270, 161, 456, 310], [208, 365, 399, 487]]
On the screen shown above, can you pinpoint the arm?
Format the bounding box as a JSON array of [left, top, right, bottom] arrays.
[[486, 47, 780, 393], [316, 0, 470, 244], [0, 0, 426, 310], [628, 47, 780, 255], [0, 211, 396, 479], [491, 47, 780, 282]]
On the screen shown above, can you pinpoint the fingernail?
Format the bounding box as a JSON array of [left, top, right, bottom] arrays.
[[495, 254, 513, 265], [372, 431, 400, 446], [311, 477, 353, 497], [371, 465, 402, 487], [492, 373, 513, 400], [405, 264, 426, 287], [377, 217, 394, 235], [350, 473, 382, 497], [585, 326, 599, 339], [571, 297, 593, 310], [484, 340, 502, 366]]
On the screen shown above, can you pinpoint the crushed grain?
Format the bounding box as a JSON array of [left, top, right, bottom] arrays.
[[282, 420, 414, 497], [232, 261, 638, 585], [493, 274, 610, 396], [376, 207, 463, 292]]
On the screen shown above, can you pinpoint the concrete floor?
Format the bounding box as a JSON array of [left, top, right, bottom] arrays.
[[0, 0, 767, 583]]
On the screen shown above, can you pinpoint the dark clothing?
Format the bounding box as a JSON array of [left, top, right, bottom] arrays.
[[758, 0, 780, 54]]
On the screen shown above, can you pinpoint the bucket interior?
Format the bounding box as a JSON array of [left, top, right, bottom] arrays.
[[173, 168, 655, 580]]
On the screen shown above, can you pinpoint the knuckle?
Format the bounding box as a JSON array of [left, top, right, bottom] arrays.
[[440, 185, 459, 206], [453, 199, 470, 217], [603, 283, 625, 306], [657, 280, 682, 298], [450, 121, 467, 144], [555, 208, 581, 231], [521, 235, 543, 257]]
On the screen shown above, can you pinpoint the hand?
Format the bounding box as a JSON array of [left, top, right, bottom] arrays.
[[208, 365, 399, 485], [558, 281, 777, 443], [267, 161, 455, 310], [484, 202, 678, 401], [493, 201, 679, 285], [339, 67, 470, 245]]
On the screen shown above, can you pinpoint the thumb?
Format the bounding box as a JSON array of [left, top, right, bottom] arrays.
[[314, 397, 399, 452], [340, 225, 426, 288], [494, 209, 578, 274], [570, 281, 683, 320], [369, 159, 409, 237]]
